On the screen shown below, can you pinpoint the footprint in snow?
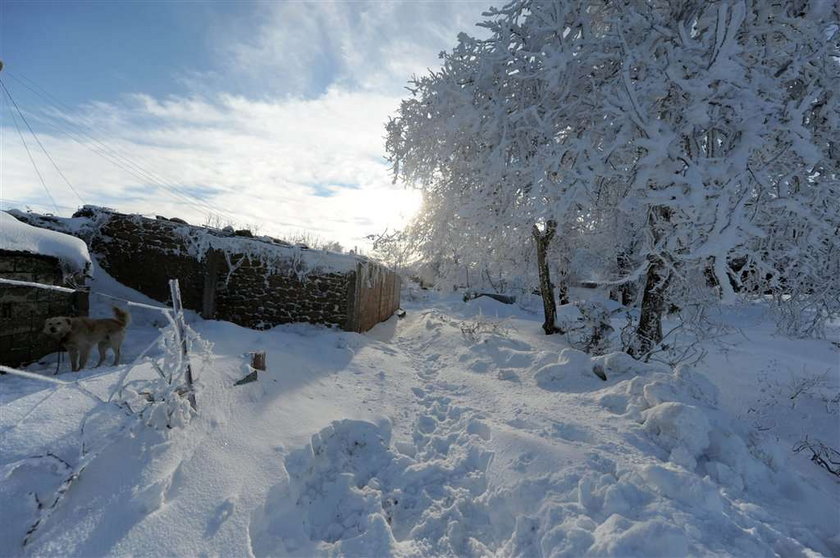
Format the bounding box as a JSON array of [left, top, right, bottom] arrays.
[[205, 498, 236, 537]]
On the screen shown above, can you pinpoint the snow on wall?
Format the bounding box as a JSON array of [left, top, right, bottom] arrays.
[[76, 206, 360, 279], [181, 230, 359, 279], [0, 212, 91, 275]]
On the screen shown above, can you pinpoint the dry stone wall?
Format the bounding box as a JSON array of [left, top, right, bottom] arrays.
[[74, 209, 398, 332], [0, 251, 89, 367], [208, 250, 356, 329], [88, 214, 206, 311]]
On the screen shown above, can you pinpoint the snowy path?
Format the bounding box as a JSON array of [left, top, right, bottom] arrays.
[[2, 290, 838, 556], [372, 305, 838, 556], [248, 300, 840, 556]]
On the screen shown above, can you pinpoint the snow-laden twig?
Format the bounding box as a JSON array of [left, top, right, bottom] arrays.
[[793, 438, 840, 478]]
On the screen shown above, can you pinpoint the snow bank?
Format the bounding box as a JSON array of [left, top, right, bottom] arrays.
[[0, 211, 91, 275]]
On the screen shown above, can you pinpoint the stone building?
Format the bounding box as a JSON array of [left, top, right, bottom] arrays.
[[0, 212, 90, 367]]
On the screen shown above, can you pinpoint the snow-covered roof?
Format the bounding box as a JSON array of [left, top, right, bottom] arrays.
[[0, 211, 91, 274]]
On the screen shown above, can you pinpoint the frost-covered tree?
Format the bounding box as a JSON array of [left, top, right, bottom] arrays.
[[366, 229, 413, 273], [388, 0, 840, 351], [386, 3, 601, 318]]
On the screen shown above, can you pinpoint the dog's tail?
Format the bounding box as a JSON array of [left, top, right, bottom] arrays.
[[112, 306, 131, 328]]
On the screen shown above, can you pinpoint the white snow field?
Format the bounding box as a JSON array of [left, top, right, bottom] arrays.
[[1, 273, 838, 557]]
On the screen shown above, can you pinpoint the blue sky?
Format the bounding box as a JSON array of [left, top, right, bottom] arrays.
[[1, 2, 245, 103], [0, 1, 491, 248]]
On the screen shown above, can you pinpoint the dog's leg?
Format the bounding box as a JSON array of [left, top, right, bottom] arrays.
[[96, 342, 109, 367], [78, 345, 91, 371], [112, 332, 124, 365], [69, 348, 79, 372]]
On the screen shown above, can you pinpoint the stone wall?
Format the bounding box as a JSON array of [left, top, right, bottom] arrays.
[[77, 209, 398, 332], [0, 251, 89, 367], [207, 249, 357, 330], [88, 214, 206, 311]]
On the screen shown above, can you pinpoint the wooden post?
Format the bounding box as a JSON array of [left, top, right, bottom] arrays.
[[169, 279, 197, 410], [234, 351, 265, 386], [251, 351, 266, 372]]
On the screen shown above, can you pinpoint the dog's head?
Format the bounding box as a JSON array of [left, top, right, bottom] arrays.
[[43, 317, 72, 338]]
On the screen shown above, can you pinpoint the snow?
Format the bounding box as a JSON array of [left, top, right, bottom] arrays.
[[9, 206, 378, 281], [0, 274, 838, 556], [165, 219, 361, 278], [84, 205, 363, 277], [0, 211, 91, 275]]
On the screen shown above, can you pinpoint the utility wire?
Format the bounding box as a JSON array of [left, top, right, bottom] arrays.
[[0, 76, 84, 205], [8, 71, 224, 218], [10, 106, 205, 214], [0, 197, 81, 213], [10, 71, 330, 236], [7, 71, 243, 225], [6, 70, 339, 237], [0, 79, 60, 213]]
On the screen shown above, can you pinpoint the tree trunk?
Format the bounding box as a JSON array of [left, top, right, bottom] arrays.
[[556, 269, 570, 306], [629, 255, 671, 358], [533, 220, 560, 335], [629, 206, 673, 358], [610, 252, 637, 306]]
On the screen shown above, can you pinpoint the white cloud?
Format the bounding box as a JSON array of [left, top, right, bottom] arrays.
[[0, 1, 492, 250], [219, 1, 491, 96], [2, 88, 421, 249]]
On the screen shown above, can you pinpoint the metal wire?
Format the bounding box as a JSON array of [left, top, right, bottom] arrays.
[[0, 78, 59, 213], [0, 77, 84, 204]]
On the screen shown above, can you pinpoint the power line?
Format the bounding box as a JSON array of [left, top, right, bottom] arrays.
[[6, 71, 243, 224], [0, 76, 84, 204], [0, 79, 60, 214], [12, 106, 206, 213], [4, 70, 340, 237], [7, 72, 222, 217]]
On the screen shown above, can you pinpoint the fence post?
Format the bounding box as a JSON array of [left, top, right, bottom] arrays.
[[234, 351, 265, 386], [251, 351, 266, 372], [169, 279, 197, 410]]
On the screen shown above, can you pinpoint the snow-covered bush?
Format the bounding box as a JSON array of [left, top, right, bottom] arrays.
[[574, 301, 613, 356], [557, 302, 614, 356], [118, 322, 211, 430], [794, 438, 840, 478]]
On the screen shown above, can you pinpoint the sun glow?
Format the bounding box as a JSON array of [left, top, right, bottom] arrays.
[[390, 188, 423, 226]]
